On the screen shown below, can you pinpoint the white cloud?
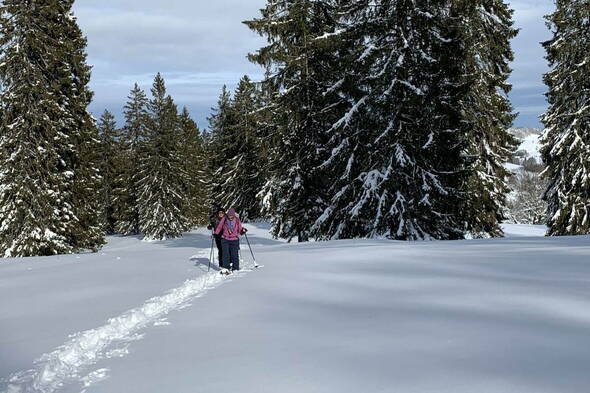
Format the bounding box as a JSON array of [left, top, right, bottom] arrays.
[[73, 0, 266, 127], [516, 105, 549, 115], [509, 0, 554, 126], [74, 0, 554, 128]]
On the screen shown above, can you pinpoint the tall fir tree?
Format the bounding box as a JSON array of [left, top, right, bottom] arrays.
[[311, 0, 470, 240], [0, 0, 71, 256], [59, 2, 104, 251], [254, 73, 281, 221], [0, 0, 103, 257], [179, 107, 208, 227], [114, 84, 149, 235], [207, 85, 235, 207], [137, 74, 189, 240], [541, 0, 590, 236], [210, 76, 266, 221], [458, 0, 519, 238], [245, 0, 345, 241], [97, 110, 120, 234]]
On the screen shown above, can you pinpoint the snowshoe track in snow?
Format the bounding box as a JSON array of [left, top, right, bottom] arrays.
[[1, 249, 256, 393]]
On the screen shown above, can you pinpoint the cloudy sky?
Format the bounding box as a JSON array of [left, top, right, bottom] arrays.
[[73, 0, 554, 130]]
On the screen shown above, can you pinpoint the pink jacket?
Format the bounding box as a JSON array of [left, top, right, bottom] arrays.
[[214, 216, 244, 241]]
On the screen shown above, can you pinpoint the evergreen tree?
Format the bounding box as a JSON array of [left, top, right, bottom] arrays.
[[137, 74, 189, 240], [458, 0, 519, 238], [541, 0, 590, 236], [245, 0, 344, 241], [179, 107, 208, 227], [200, 130, 216, 214], [114, 84, 149, 235], [97, 110, 119, 234], [207, 85, 235, 207], [311, 0, 470, 240], [59, 2, 104, 251], [0, 0, 103, 257], [210, 76, 265, 221], [253, 75, 280, 221], [0, 0, 71, 256]]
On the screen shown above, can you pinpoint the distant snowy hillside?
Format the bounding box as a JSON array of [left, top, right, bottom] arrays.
[[519, 133, 542, 161], [505, 128, 546, 225], [509, 127, 541, 140], [2, 224, 590, 393], [509, 127, 542, 161]]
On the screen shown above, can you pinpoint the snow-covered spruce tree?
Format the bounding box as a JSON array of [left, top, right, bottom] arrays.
[[311, 0, 470, 240], [0, 0, 71, 256], [179, 107, 209, 227], [213, 76, 266, 221], [541, 0, 590, 236], [137, 74, 189, 240], [199, 130, 216, 214], [253, 74, 280, 221], [114, 84, 149, 235], [207, 85, 235, 209], [245, 0, 347, 241], [0, 0, 103, 257], [457, 0, 520, 238], [59, 2, 104, 251], [97, 110, 120, 234]]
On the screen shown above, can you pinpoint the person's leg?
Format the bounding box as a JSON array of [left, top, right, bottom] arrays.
[[215, 236, 223, 268], [221, 239, 230, 270], [230, 240, 240, 270]]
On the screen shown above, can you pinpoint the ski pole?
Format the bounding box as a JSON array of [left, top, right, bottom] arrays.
[[244, 233, 259, 268], [208, 232, 215, 272]]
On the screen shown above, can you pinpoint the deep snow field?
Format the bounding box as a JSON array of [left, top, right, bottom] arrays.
[[1, 223, 590, 393]]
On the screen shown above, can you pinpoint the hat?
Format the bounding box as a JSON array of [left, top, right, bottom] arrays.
[[227, 208, 237, 217]]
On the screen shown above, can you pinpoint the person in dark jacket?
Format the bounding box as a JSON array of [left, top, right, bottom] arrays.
[[207, 207, 225, 269]]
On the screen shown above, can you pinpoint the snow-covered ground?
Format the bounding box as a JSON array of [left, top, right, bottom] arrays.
[[510, 127, 542, 161], [518, 133, 542, 160], [2, 223, 590, 393], [504, 162, 523, 172], [502, 223, 547, 237]]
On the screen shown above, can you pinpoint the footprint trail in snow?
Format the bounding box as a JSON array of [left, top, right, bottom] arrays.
[[1, 249, 256, 393]]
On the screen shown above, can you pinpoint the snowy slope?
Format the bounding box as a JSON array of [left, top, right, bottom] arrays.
[[2, 224, 590, 393], [504, 162, 523, 172], [519, 133, 542, 160], [510, 127, 542, 160], [502, 223, 547, 237]]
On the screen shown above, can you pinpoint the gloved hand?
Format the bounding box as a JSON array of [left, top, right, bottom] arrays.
[[241, 228, 248, 235], [207, 224, 213, 230]]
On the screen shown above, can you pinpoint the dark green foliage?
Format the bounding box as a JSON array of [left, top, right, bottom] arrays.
[[114, 84, 149, 235], [310, 0, 470, 240], [245, 0, 519, 241], [458, 0, 520, 238], [207, 85, 236, 209], [0, 0, 526, 252], [137, 74, 189, 240], [208, 76, 266, 221], [179, 107, 209, 227], [541, 0, 590, 236], [0, 0, 104, 257], [59, 3, 104, 252], [245, 0, 344, 241], [97, 110, 120, 234], [106, 81, 209, 239]]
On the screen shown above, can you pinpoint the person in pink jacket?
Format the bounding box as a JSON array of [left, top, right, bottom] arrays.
[[214, 207, 247, 274]]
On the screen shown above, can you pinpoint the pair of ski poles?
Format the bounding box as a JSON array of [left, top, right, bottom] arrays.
[[208, 230, 258, 271]]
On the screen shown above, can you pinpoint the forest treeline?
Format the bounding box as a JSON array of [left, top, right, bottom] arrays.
[[0, 0, 588, 257]]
